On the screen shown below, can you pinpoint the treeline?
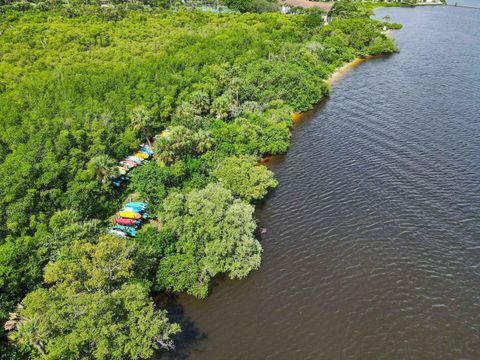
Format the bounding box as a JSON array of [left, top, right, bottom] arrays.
[[0, 0, 280, 15], [0, 3, 400, 358]]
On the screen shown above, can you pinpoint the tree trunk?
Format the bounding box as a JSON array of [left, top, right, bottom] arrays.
[[33, 340, 46, 357], [143, 128, 152, 147]]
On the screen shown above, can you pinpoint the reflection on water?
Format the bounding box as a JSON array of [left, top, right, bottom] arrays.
[[162, 5, 480, 360]]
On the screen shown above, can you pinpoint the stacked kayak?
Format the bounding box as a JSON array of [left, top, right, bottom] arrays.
[[156, 128, 172, 141], [110, 144, 154, 188], [107, 202, 148, 238]]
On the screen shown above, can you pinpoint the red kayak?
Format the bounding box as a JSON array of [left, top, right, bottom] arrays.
[[115, 218, 139, 226]]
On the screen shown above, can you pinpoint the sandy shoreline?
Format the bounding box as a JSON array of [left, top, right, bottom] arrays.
[[290, 56, 371, 125], [264, 29, 397, 163], [326, 57, 369, 86]]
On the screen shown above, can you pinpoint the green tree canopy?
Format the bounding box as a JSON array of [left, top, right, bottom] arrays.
[[9, 236, 180, 359], [157, 183, 262, 298], [211, 156, 278, 202], [154, 126, 213, 165]]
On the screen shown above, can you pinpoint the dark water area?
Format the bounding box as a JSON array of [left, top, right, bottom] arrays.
[[163, 6, 480, 360]]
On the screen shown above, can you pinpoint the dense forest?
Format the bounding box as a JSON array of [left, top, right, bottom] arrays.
[[0, 1, 400, 358]]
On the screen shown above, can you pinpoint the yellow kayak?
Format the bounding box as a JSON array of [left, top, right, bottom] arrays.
[[117, 211, 142, 219], [134, 152, 149, 159]]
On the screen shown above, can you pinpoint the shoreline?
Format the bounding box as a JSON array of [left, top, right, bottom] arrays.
[[290, 54, 377, 126], [263, 47, 396, 164], [291, 27, 396, 126], [258, 56, 378, 165]]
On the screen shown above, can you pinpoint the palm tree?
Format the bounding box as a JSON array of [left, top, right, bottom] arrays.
[[88, 154, 117, 184], [154, 137, 176, 165], [131, 105, 153, 147], [8, 316, 47, 357], [194, 130, 213, 154]]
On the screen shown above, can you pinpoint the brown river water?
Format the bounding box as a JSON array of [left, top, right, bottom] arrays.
[[161, 5, 480, 359]]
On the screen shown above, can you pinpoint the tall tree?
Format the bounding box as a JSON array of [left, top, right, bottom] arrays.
[[87, 154, 117, 184], [157, 183, 262, 298], [211, 156, 278, 202], [131, 106, 154, 147], [7, 236, 180, 359], [7, 315, 46, 357]]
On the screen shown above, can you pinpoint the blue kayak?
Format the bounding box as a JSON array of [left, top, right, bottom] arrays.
[[126, 202, 147, 207], [139, 147, 154, 156], [123, 205, 146, 213], [126, 156, 143, 165]]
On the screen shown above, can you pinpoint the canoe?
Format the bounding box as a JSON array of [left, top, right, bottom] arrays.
[[117, 211, 142, 219], [134, 152, 149, 159], [115, 218, 140, 226]]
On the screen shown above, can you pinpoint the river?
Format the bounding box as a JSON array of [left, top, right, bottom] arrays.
[[163, 5, 480, 359]]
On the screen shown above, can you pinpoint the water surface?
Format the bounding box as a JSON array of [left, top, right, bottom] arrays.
[[166, 6, 480, 359]]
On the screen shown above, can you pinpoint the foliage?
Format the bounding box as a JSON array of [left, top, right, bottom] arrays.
[[0, 5, 400, 356], [128, 162, 174, 207], [211, 156, 278, 202], [154, 126, 213, 165], [157, 183, 262, 297], [222, 0, 278, 13], [9, 236, 180, 359]]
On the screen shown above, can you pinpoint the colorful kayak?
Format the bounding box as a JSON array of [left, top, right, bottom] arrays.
[[139, 147, 154, 156], [134, 152, 149, 159], [159, 129, 171, 139], [126, 156, 143, 165], [115, 218, 140, 226], [115, 166, 128, 175], [117, 211, 142, 219], [123, 207, 146, 214], [140, 143, 153, 150], [110, 175, 127, 188], [107, 228, 128, 237], [112, 226, 136, 237], [126, 202, 147, 208], [120, 160, 137, 169]]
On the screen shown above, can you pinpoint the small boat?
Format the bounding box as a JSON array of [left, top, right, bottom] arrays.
[[112, 225, 136, 237], [125, 202, 147, 208], [117, 211, 142, 219], [134, 152, 149, 160], [140, 143, 153, 151], [139, 147, 154, 156], [136, 150, 151, 158], [123, 204, 146, 211], [120, 160, 137, 169], [115, 166, 128, 175], [126, 156, 143, 165], [110, 174, 129, 187], [159, 129, 171, 140], [123, 207, 146, 214], [115, 218, 140, 226], [107, 228, 129, 237]]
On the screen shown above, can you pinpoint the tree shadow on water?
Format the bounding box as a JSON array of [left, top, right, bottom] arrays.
[[154, 294, 208, 360]]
